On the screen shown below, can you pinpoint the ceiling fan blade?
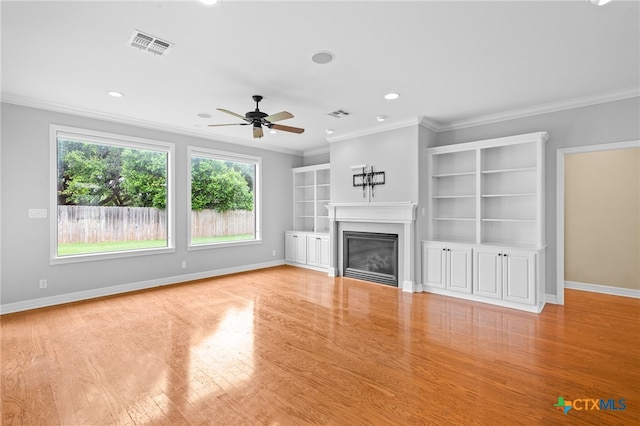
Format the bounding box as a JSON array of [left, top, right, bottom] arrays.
[[208, 123, 250, 127], [271, 124, 305, 134], [264, 111, 293, 123], [216, 108, 248, 121], [253, 126, 264, 139]]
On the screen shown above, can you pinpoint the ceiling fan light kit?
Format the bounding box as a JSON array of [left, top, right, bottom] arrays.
[[209, 95, 304, 139]]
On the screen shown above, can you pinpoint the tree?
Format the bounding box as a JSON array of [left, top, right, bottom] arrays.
[[191, 158, 254, 212], [57, 140, 167, 208], [121, 149, 167, 209], [58, 141, 131, 206]]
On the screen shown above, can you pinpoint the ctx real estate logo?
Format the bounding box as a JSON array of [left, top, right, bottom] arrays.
[[554, 397, 626, 414]]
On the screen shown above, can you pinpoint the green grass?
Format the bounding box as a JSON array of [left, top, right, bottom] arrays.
[[58, 239, 168, 256], [58, 234, 254, 256]]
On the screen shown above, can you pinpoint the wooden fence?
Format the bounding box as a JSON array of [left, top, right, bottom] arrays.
[[191, 209, 254, 238], [58, 206, 253, 243]]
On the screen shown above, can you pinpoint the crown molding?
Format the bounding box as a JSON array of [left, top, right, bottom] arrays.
[[0, 93, 304, 157], [326, 116, 423, 143], [438, 86, 640, 132], [417, 116, 443, 133]]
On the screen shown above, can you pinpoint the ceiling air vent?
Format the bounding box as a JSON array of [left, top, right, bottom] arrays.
[[128, 30, 174, 56], [328, 109, 351, 118]]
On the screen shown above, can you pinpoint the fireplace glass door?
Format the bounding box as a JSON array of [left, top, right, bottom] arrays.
[[343, 231, 398, 286]]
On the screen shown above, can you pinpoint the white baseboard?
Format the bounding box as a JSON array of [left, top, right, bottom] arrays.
[[545, 294, 559, 304], [565, 281, 640, 299], [0, 260, 285, 315]]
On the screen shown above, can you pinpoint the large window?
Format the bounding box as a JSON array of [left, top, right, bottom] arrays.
[[51, 125, 174, 261], [188, 147, 260, 247]]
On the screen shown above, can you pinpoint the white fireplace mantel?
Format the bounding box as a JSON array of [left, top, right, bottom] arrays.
[[326, 202, 417, 292]]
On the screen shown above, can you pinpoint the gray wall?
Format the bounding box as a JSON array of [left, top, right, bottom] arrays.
[[303, 151, 330, 166], [437, 97, 640, 296], [330, 126, 419, 204], [0, 103, 302, 306]]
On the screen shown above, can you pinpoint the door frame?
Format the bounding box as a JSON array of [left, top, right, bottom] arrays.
[[555, 140, 639, 305]]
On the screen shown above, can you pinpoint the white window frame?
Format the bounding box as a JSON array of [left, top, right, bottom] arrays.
[[187, 146, 262, 250], [50, 125, 175, 264]]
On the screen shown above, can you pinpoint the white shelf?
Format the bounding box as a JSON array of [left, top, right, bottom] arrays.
[[482, 218, 536, 222], [433, 217, 476, 221], [482, 167, 536, 174], [433, 195, 475, 199], [432, 171, 476, 178], [482, 193, 536, 198]]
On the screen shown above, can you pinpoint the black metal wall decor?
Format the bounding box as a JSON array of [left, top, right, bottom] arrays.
[[353, 166, 385, 198]]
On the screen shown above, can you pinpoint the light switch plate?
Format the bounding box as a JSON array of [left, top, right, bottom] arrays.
[[29, 208, 47, 219]]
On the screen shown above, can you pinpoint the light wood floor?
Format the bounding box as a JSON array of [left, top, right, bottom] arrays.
[[1, 265, 639, 425]]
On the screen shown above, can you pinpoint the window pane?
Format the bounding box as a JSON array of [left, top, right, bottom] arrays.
[[190, 156, 256, 244], [57, 138, 169, 256]]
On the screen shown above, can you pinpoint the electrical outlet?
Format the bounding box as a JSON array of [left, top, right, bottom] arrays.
[[181, 260, 187, 269], [39, 279, 47, 289], [272, 250, 276, 256]]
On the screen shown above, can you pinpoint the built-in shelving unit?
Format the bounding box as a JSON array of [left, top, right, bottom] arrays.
[[293, 163, 330, 233], [428, 133, 545, 249], [424, 132, 548, 313], [288, 163, 331, 271]]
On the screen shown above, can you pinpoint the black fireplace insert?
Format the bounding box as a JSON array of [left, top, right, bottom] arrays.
[[343, 231, 398, 286]]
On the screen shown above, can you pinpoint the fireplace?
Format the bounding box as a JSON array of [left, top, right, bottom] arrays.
[[343, 231, 398, 286], [326, 202, 417, 292]]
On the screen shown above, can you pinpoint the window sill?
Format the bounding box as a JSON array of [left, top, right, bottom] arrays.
[[188, 239, 262, 251], [50, 246, 176, 265]]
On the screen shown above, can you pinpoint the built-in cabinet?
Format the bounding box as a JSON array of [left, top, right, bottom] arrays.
[[286, 163, 331, 271], [423, 132, 547, 313], [285, 231, 329, 271], [474, 247, 536, 305], [307, 234, 330, 268], [424, 242, 472, 294]]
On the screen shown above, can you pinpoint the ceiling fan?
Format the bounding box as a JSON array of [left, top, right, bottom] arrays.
[[209, 95, 305, 139]]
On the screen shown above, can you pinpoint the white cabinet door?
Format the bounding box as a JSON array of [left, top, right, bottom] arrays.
[[285, 232, 296, 262], [294, 234, 307, 264], [424, 243, 447, 288], [318, 236, 330, 268], [307, 236, 319, 266], [285, 232, 307, 264], [502, 250, 535, 305], [474, 248, 502, 299], [447, 245, 472, 294]]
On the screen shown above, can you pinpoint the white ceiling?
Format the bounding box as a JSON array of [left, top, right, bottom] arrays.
[[2, 0, 639, 155]]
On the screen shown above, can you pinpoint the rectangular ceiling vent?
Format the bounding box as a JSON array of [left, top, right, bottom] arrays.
[[129, 30, 173, 56], [328, 109, 351, 118]]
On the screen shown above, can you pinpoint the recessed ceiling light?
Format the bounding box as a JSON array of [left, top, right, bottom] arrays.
[[199, 0, 220, 6], [270, 129, 277, 134], [311, 51, 335, 65], [325, 129, 334, 134], [590, 0, 612, 5], [197, 112, 212, 119], [384, 93, 399, 100], [107, 91, 124, 98], [376, 115, 388, 122]]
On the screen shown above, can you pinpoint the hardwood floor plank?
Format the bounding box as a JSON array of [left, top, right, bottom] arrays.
[[2, 265, 639, 425]]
